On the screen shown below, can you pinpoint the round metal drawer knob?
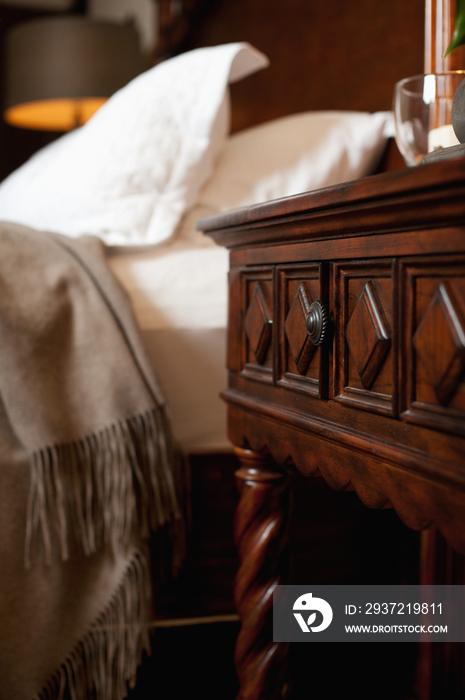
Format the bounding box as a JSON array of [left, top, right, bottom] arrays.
[[305, 300, 328, 346]]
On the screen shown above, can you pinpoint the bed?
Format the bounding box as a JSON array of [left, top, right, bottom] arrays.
[[0, 0, 452, 698]]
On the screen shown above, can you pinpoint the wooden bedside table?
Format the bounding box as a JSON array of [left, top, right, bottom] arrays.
[[198, 157, 465, 700]]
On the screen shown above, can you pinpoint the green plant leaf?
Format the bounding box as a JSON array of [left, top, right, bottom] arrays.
[[445, 0, 465, 55]]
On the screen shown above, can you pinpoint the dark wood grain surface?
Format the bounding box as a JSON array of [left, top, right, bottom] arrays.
[[187, 0, 425, 132]]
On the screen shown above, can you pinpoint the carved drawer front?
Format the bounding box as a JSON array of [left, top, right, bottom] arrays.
[[401, 258, 465, 434], [277, 264, 326, 397], [240, 268, 274, 382], [334, 260, 395, 415]]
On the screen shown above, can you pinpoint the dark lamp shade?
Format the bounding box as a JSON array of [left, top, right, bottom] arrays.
[[4, 17, 149, 131]]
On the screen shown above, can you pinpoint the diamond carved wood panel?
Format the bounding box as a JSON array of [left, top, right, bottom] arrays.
[[244, 282, 272, 365], [345, 280, 391, 390], [284, 283, 316, 375], [413, 281, 465, 406]]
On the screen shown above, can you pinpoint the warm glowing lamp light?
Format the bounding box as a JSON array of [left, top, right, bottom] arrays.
[[5, 97, 108, 131], [4, 17, 149, 131]]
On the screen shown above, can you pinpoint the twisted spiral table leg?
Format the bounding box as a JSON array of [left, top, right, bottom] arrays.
[[233, 447, 291, 700]]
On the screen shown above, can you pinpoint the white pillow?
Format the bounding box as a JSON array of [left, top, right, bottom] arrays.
[[197, 110, 394, 213], [0, 43, 268, 246]]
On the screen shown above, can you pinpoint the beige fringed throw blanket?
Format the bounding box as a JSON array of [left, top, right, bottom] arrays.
[[0, 222, 185, 700]]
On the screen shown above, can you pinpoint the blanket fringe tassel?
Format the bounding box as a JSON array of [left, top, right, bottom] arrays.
[[35, 550, 152, 700], [25, 408, 187, 569]]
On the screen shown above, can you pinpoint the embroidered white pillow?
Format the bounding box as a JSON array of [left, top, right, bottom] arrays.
[[0, 43, 268, 246]]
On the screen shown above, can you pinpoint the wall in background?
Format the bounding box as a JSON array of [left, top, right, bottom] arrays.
[[88, 0, 157, 52], [0, 0, 74, 8]]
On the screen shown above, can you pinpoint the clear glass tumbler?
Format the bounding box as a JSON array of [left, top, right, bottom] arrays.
[[393, 72, 465, 165]]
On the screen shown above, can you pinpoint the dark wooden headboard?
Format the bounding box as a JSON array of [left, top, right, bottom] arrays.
[[156, 0, 425, 133]]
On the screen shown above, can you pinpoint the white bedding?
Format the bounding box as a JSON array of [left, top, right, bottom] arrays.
[[106, 109, 393, 451], [0, 43, 268, 245], [0, 42, 394, 453], [107, 210, 230, 451]]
